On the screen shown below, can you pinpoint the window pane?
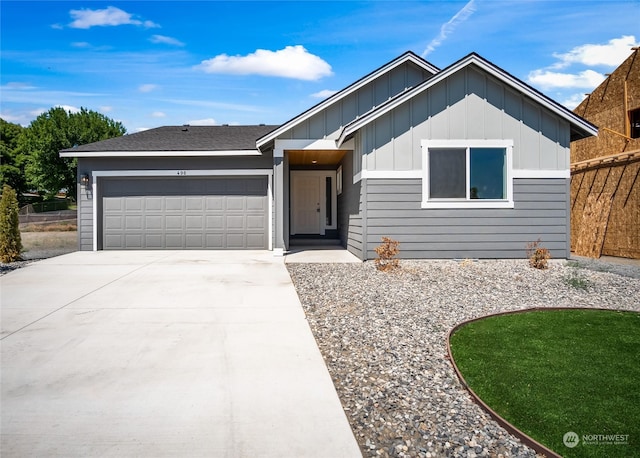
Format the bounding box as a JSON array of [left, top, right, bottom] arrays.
[[470, 148, 505, 199], [429, 148, 466, 198]]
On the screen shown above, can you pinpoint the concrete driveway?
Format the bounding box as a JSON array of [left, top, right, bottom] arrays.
[[1, 251, 361, 457]]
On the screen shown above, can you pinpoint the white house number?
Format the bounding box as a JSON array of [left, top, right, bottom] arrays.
[[176, 170, 187, 176]]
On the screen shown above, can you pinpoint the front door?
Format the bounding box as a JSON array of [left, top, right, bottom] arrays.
[[292, 175, 321, 234], [291, 171, 337, 235]]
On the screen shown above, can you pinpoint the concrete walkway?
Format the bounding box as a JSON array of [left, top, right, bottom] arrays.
[[285, 246, 362, 264], [1, 251, 361, 457]]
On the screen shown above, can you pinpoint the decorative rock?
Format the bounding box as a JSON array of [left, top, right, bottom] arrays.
[[287, 259, 640, 458]]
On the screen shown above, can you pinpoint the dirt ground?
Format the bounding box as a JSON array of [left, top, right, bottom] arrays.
[[19, 231, 78, 260]]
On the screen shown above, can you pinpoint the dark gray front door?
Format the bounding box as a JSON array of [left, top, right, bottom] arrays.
[[101, 177, 268, 250]]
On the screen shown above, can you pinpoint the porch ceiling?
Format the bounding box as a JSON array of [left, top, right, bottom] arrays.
[[287, 149, 348, 166]]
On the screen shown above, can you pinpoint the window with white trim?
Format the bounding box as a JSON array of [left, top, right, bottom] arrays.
[[421, 140, 514, 209]]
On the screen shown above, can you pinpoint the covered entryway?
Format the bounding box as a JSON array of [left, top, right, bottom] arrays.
[[101, 176, 268, 250], [290, 171, 337, 236]]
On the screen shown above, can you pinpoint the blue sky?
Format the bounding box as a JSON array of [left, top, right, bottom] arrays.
[[1, 1, 639, 133]]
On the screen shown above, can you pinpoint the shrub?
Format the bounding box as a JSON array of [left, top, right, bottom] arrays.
[[374, 237, 400, 271], [526, 238, 550, 270], [563, 268, 590, 290], [0, 184, 23, 262]]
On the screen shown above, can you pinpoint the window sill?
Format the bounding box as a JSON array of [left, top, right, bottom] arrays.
[[421, 200, 514, 209]]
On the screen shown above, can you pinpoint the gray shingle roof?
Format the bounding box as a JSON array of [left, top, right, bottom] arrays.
[[61, 125, 279, 152]]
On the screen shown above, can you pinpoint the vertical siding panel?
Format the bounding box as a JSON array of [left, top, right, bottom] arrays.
[[503, 89, 523, 168], [430, 83, 449, 138], [374, 74, 389, 106], [390, 65, 406, 95], [467, 68, 486, 139], [308, 113, 325, 139], [358, 85, 373, 114], [540, 111, 560, 169], [406, 65, 425, 87], [291, 121, 309, 139], [374, 115, 394, 170], [448, 71, 467, 138], [325, 102, 342, 137], [521, 100, 541, 169], [393, 104, 413, 170], [342, 94, 357, 126], [486, 78, 504, 138]]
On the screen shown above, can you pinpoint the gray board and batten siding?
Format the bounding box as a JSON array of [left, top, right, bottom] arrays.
[[274, 61, 436, 142], [337, 151, 364, 259], [357, 65, 571, 173], [342, 64, 576, 259]]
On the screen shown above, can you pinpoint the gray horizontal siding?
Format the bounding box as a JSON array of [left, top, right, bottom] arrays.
[[364, 178, 569, 259], [338, 151, 363, 259]]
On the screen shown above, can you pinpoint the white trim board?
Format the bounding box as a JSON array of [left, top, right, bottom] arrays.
[[90, 169, 273, 251], [62, 150, 262, 158], [512, 169, 570, 179], [352, 169, 569, 181]]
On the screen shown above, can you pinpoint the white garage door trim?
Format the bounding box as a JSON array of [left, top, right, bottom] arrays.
[[91, 169, 273, 251]]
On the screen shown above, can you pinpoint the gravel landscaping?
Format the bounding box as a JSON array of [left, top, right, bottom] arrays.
[[287, 259, 640, 458]]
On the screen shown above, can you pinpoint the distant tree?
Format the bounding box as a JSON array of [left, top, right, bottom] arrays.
[[0, 119, 28, 204], [21, 107, 126, 200], [0, 184, 22, 262]]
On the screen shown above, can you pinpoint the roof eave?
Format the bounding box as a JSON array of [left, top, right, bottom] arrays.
[[337, 53, 599, 146], [256, 51, 439, 149], [60, 149, 263, 158]]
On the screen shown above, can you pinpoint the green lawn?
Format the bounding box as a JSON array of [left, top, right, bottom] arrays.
[[449, 309, 640, 457]]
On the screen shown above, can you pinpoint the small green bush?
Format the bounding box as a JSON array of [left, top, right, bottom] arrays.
[[374, 237, 400, 271], [0, 184, 23, 262], [563, 268, 590, 290], [526, 238, 551, 270]]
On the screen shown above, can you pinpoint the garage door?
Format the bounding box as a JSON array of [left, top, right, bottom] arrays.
[[101, 177, 268, 250]]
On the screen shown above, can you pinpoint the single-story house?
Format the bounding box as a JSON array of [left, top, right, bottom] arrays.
[[61, 51, 597, 260]]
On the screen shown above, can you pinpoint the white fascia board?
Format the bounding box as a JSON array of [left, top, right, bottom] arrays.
[[60, 150, 262, 158], [92, 169, 272, 178], [257, 53, 439, 149], [275, 139, 338, 151], [361, 170, 423, 179], [513, 169, 570, 179], [337, 54, 598, 146]]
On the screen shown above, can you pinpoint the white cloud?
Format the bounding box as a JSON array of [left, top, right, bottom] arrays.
[[560, 93, 589, 110], [100, 106, 113, 113], [3, 82, 36, 90], [71, 42, 91, 48], [188, 118, 217, 126], [311, 89, 338, 99], [30, 108, 48, 117], [422, 0, 476, 57], [68, 6, 159, 29], [56, 105, 81, 113], [527, 69, 605, 90], [151, 111, 166, 118], [138, 84, 158, 93], [551, 35, 638, 69], [135, 127, 151, 132], [196, 45, 333, 81], [150, 35, 185, 47]]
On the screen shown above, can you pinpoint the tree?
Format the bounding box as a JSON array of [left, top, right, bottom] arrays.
[[0, 119, 28, 204], [21, 107, 126, 200], [0, 184, 22, 262]]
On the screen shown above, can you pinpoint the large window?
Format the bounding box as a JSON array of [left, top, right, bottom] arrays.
[[421, 140, 513, 208]]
